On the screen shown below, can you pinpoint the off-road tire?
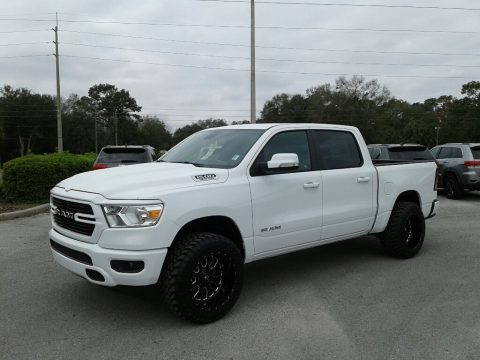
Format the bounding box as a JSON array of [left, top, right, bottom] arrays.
[[381, 202, 425, 259], [161, 232, 243, 324], [444, 174, 464, 199]]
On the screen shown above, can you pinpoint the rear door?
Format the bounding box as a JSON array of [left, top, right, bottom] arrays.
[[311, 130, 375, 240], [437, 145, 463, 168]]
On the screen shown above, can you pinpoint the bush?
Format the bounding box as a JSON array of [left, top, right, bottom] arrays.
[[2, 153, 95, 202]]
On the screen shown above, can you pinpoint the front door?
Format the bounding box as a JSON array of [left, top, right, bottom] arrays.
[[248, 130, 323, 254]]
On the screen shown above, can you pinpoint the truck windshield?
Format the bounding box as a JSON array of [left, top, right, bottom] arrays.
[[160, 129, 265, 169]]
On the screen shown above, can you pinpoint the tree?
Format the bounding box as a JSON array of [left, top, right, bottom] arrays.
[[260, 93, 293, 123], [172, 118, 227, 144], [461, 81, 480, 103], [0, 85, 56, 159], [137, 116, 172, 150], [0, 126, 4, 165], [88, 84, 142, 145], [62, 94, 99, 154], [335, 76, 391, 106]]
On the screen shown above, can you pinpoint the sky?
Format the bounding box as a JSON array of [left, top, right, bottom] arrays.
[[0, 0, 479, 131]]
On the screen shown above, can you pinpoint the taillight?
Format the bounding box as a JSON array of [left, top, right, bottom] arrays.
[[93, 163, 108, 170], [464, 160, 480, 168], [434, 167, 440, 191]]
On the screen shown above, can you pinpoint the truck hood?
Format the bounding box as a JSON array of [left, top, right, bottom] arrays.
[[55, 162, 229, 200]]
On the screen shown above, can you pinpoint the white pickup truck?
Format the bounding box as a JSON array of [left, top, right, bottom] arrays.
[[49, 123, 439, 323]]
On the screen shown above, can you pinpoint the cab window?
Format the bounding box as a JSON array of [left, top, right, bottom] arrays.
[[253, 131, 312, 174]]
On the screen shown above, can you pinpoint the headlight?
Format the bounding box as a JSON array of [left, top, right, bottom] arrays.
[[102, 204, 163, 228]]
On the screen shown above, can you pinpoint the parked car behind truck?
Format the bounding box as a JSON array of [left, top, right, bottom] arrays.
[[93, 145, 156, 170], [368, 144, 435, 162], [49, 124, 438, 323], [430, 143, 480, 199]]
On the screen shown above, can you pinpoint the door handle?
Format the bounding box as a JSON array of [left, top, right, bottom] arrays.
[[357, 177, 371, 183], [303, 182, 320, 189]]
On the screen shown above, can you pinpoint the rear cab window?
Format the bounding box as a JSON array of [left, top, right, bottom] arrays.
[[312, 130, 363, 170], [97, 148, 149, 164], [387, 146, 434, 161]]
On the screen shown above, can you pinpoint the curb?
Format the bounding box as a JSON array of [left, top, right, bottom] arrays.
[[0, 203, 50, 221]]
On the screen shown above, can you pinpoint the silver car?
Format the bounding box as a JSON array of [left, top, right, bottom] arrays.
[[430, 143, 480, 199]]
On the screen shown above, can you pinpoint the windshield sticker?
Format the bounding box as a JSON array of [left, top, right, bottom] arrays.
[[200, 143, 222, 160], [232, 154, 240, 161]]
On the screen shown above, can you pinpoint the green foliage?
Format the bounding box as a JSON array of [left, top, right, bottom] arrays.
[[2, 153, 95, 202], [172, 118, 227, 144], [88, 83, 142, 145], [0, 85, 56, 160], [260, 76, 480, 146], [137, 116, 172, 150], [2, 78, 480, 168]]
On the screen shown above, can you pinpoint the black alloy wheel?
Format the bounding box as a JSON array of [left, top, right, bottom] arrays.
[[161, 232, 243, 324], [381, 202, 425, 259]]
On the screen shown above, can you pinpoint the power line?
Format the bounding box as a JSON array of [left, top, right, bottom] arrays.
[[61, 42, 480, 69], [0, 54, 51, 59], [62, 53, 478, 79], [195, 0, 480, 12], [61, 30, 480, 58], [0, 29, 50, 34], [0, 41, 50, 46], [1, 102, 253, 111], [1, 18, 479, 36]]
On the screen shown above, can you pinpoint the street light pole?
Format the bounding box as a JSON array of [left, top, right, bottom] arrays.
[[114, 111, 118, 145], [250, 0, 256, 124]]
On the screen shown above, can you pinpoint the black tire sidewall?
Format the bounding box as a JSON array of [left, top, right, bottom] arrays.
[[165, 233, 244, 324], [381, 202, 425, 258], [445, 175, 463, 199]]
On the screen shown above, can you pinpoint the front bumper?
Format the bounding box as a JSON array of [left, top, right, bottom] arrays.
[[49, 229, 167, 287]]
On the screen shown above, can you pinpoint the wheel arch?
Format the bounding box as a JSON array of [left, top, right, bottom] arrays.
[[394, 190, 421, 208], [171, 216, 245, 259], [443, 170, 460, 181]]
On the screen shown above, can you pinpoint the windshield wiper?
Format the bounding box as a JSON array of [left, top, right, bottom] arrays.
[[158, 160, 207, 167]]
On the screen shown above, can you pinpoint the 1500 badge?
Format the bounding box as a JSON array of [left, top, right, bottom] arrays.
[[193, 174, 217, 181], [261, 225, 282, 233]]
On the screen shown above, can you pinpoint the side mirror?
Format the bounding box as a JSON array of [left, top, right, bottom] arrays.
[[267, 153, 299, 170]]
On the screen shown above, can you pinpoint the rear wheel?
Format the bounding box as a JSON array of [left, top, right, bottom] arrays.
[[381, 202, 425, 259], [161, 232, 243, 324], [444, 174, 463, 199]]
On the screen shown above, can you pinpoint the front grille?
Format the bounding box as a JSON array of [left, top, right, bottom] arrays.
[[52, 197, 95, 236], [50, 239, 93, 265]]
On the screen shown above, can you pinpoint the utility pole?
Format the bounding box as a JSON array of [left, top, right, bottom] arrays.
[[250, 0, 256, 124], [53, 12, 63, 152], [94, 117, 98, 154], [114, 111, 118, 145]]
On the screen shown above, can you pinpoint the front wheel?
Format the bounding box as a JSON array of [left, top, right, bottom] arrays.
[[161, 232, 243, 324], [381, 202, 425, 259]]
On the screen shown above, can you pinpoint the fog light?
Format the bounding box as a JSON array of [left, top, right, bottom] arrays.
[[110, 260, 144, 273]]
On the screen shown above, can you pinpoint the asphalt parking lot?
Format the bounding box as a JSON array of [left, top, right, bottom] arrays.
[[1, 193, 480, 360]]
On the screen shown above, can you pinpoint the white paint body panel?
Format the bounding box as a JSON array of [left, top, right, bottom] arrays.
[[49, 123, 438, 286]]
